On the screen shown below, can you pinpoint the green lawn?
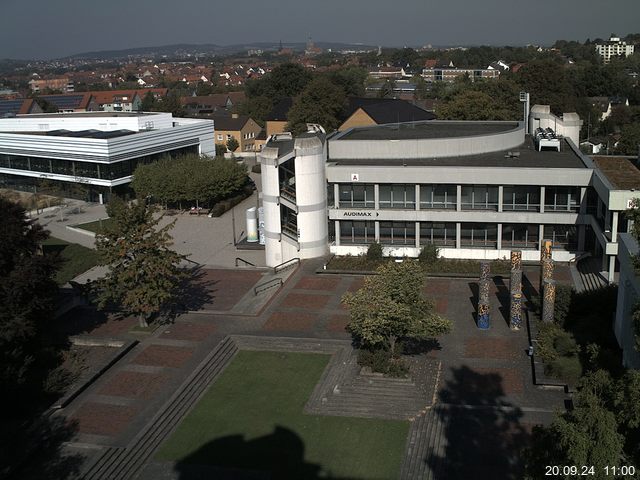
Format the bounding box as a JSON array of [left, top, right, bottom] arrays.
[[41, 237, 99, 285], [73, 217, 113, 234], [156, 351, 409, 479]]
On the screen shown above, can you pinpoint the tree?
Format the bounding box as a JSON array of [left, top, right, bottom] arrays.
[[438, 90, 516, 121], [516, 59, 577, 114], [342, 262, 452, 354], [327, 66, 368, 96], [215, 143, 227, 157], [615, 122, 640, 155], [226, 136, 239, 153], [286, 77, 346, 134], [140, 91, 157, 111], [154, 90, 184, 116], [0, 198, 59, 401], [376, 79, 396, 99], [93, 198, 187, 327]]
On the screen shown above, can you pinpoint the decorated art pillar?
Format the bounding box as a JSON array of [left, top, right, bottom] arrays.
[[478, 262, 491, 329], [542, 279, 556, 323], [510, 249, 522, 272], [510, 292, 523, 330]]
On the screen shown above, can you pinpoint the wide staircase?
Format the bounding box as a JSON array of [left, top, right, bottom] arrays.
[[576, 256, 608, 292], [81, 337, 239, 480], [399, 407, 447, 480]]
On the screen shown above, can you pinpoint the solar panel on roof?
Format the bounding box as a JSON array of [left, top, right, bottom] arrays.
[[0, 100, 24, 115]]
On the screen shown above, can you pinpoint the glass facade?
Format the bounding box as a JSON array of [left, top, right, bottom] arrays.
[[460, 223, 498, 248], [0, 145, 198, 182], [544, 225, 577, 250], [379, 221, 415, 245], [420, 222, 456, 246], [338, 184, 374, 208], [502, 186, 540, 211], [461, 185, 499, 211], [340, 221, 375, 244], [379, 184, 415, 209], [544, 187, 580, 213], [420, 184, 456, 209], [502, 224, 539, 249]]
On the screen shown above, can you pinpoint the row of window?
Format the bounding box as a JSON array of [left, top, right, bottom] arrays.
[[332, 184, 581, 212], [0, 147, 198, 180], [337, 221, 576, 250]]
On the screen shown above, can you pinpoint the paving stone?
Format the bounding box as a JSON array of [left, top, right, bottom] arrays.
[[294, 276, 341, 291], [464, 337, 521, 360], [131, 345, 194, 368], [280, 292, 330, 309], [98, 371, 169, 400], [326, 314, 350, 333], [263, 311, 318, 331], [71, 402, 138, 437], [160, 322, 217, 341]]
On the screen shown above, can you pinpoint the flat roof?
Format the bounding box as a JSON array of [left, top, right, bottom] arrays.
[[0, 129, 139, 139], [329, 137, 587, 169], [593, 156, 640, 190], [16, 112, 157, 119], [337, 121, 520, 141]]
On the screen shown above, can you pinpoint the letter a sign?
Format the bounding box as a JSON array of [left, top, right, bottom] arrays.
[[351, 173, 359, 182]]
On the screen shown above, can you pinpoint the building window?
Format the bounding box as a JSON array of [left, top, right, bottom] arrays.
[[420, 184, 456, 209], [338, 184, 374, 208], [420, 222, 456, 246], [379, 184, 415, 209], [461, 185, 499, 211], [340, 221, 375, 244], [544, 187, 580, 212], [379, 221, 415, 245], [226, 134, 232, 141], [502, 186, 540, 211], [502, 224, 539, 249], [544, 225, 577, 251], [217, 134, 223, 141], [460, 223, 498, 248]]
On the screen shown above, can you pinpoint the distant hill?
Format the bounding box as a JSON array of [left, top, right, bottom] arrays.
[[62, 42, 378, 60]]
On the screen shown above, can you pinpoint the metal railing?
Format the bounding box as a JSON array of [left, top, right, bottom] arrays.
[[254, 277, 283, 295], [235, 257, 256, 267], [273, 257, 300, 274]]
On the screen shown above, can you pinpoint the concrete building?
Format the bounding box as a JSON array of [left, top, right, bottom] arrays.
[[596, 35, 635, 64], [614, 233, 640, 368], [258, 107, 640, 282], [0, 111, 215, 203]]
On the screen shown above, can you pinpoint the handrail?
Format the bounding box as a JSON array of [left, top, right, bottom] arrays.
[[273, 257, 300, 274], [254, 277, 283, 295], [569, 251, 591, 264], [235, 257, 256, 267]]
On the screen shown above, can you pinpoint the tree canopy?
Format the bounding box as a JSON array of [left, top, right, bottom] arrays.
[[130, 154, 249, 208], [93, 198, 187, 327], [0, 197, 59, 402], [286, 76, 346, 134], [342, 261, 452, 354]]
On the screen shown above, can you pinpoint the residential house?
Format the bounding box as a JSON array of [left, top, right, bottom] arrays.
[[181, 92, 246, 116], [36, 93, 98, 113], [0, 98, 43, 116], [212, 114, 262, 152], [338, 98, 436, 131], [588, 96, 630, 121], [91, 90, 143, 112], [28, 77, 74, 93]]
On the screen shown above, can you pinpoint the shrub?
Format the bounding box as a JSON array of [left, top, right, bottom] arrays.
[[366, 241, 383, 261], [209, 204, 226, 217], [418, 244, 439, 265], [545, 356, 582, 384], [554, 284, 574, 326], [536, 322, 563, 362], [553, 330, 580, 356], [357, 348, 409, 377]]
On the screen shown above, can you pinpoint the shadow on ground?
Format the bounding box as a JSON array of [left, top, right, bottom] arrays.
[[428, 366, 529, 479], [173, 426, 351, 480]]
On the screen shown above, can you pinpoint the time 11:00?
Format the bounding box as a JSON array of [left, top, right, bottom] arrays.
[[546, 466, 636, 476]]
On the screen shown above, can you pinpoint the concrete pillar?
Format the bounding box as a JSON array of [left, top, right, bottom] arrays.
[[456, 222, 461, 249], [415, 185, 420, 211], [374, 184, 380, 210], [415, 221, 420, 248], [540, 186, 545, 213], [498, 186, 504, 213], [602, 252, 609, 273], [456, 185, 462, 211], [538, 225, 544, 249], [333, 184, 340, 208], [608, 256, 615, 284], [605, 209, 611, 231], [612, 211, 619, 243], [577, 224, 586, 251], [375, 221, 380, 242], [497, 223, 502, 250], [334, 220, 340, 246], [579, 187, 587, 215]]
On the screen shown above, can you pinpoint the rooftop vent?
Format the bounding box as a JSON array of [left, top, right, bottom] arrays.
[[534, 127, 561, 152]]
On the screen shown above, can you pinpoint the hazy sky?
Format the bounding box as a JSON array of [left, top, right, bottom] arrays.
[[1, 0, 639, 59]]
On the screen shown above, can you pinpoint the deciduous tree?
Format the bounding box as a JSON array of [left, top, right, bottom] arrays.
[[286, 77, 346, 134], [93, 198, 187, 327], [342, 261, 452, 354]]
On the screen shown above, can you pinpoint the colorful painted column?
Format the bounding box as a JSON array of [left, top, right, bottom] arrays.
[[510, 250, 522, 272], [510, 292, 523, 330], [542, 279, 556, 323], [540, 239, 552, 293], [478, 261, 491, 329]]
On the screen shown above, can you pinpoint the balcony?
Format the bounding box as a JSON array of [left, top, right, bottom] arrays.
[[282, 221, 298, 241]]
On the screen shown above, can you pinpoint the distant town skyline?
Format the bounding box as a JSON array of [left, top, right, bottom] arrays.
[[1, 0, 639, 60]]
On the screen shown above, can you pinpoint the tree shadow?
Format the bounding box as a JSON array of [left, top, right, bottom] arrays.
[[493, 276, 511, 327], [3, 415, 82, 480], [401, 337, 442, 356], [173, 426, 349, 480], [427, 366, 530, 479], [521, 270, 538, 310], [166, 267, 217, 319], [467, 282, 479, 327]]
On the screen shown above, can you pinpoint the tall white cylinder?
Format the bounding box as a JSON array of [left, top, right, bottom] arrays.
[[246, 207, 258, 242]]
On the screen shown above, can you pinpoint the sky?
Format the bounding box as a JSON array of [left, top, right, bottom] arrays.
[[1, 0, 639, 60]]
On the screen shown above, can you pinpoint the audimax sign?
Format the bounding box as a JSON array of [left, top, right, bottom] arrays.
[[343, 211, 379, 217]]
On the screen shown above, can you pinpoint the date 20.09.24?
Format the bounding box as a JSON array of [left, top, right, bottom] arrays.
[[545, 465, 637, 476]]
